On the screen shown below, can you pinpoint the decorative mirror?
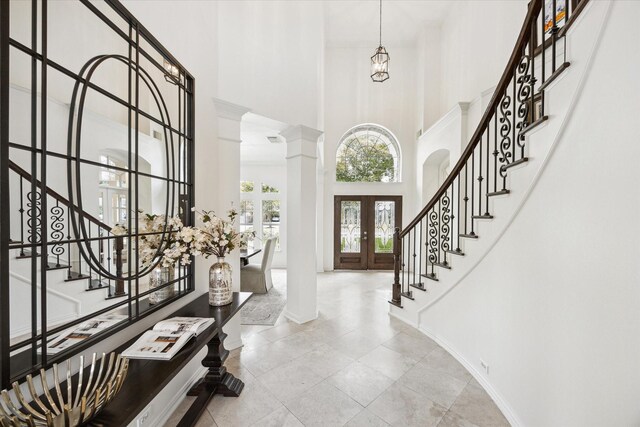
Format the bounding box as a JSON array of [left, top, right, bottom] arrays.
[[0, 0, 195, 387]]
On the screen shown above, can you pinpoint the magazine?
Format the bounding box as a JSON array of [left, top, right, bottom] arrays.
[[45, 313, 128, 354], [121, 317, 215, 360]]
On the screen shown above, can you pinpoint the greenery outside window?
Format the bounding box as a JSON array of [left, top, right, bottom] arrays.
[[336, 124, 400, 183]]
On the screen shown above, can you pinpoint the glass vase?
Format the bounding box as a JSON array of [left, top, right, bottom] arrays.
[[209, 257, 233, 306], [149, 264, 176, 305]]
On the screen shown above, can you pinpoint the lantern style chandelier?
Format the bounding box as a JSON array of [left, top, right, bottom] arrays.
[[370, 0, 390, 82]]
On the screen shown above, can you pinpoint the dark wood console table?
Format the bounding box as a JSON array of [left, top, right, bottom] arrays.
[[91, 291, 252, 427]]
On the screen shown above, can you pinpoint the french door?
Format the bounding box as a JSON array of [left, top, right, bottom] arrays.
[[334, 195, 402, 270]]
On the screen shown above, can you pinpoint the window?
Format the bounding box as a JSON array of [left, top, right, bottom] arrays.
[[99, 155, 128, 188], [261, 183, 279, 193], [239, 200, 255, 250], [262, 200, 280, 251], [336, 124, 400, 183], [240, 181, 254, 193]]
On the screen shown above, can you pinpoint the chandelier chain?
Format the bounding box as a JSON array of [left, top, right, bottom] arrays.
[[379, 0, 382, 46]]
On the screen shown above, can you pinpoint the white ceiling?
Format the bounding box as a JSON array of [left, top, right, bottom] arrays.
[[240, 113, 289, 165], [324, 0, 452, 47]]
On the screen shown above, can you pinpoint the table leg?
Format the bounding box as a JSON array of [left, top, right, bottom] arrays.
[[187, 331, 244, 397]]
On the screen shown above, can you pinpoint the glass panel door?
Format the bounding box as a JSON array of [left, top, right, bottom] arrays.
[[334, 196, 402, 270]]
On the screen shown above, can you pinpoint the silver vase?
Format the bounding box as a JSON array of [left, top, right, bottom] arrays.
[[149, 264, 176, 305], [209, 257, 232, 306]]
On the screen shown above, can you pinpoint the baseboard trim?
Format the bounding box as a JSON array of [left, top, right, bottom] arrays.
[[148, 365, 208, 427], [283, 309, 318, 325], [418, 326, 523, 427]]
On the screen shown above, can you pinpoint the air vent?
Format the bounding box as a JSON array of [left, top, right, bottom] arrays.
[[267, 136, 282, 144]]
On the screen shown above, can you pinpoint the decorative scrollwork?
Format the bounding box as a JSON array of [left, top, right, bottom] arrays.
[[50, 203, 65, 257], [516, 54, 532, 150], [26, 190, 41, 244], [498, 92, 513, 177], [428, 208, 439, 265], [440, 192, 451, 255]]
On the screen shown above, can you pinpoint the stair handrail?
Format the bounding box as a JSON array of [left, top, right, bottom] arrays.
[[390, 0, 588, 305], [9, 159, 110, 231], [400, 0, 541, 238]]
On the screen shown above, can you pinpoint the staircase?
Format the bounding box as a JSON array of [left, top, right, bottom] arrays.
[[390, 0, 589, 308], [8, 159, 127, 331]]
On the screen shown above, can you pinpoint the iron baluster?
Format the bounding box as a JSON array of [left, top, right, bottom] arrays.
[[478, 134, 483, 216], [418, 219, 423, 278], [26, 189, 41, 246], [50, 200, 64, 268], [470, 151, 475, 236], [412, 227, 417, 288], [18, 178, 25, 256], [463, 163, 469, 235], [493, 114, 498, 193], [517, 53, 532, 158], [499, 88, 513, 191], [427, 208, 438, 279], [67, 207, 72, 279], [552, 0, 558, 73], [456, 174, 462, 252], [440, 188, 451, 267], [485, 129, 490, 216], [512, 74, 516, 163]]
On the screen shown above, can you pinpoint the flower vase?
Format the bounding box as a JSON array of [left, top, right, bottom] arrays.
[[209, 257, 233, 306], [149, 265, 176, 305]]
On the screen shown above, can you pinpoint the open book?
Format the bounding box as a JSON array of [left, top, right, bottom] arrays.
[[45, 314, 129, 354], [121, 317, 215, 360]]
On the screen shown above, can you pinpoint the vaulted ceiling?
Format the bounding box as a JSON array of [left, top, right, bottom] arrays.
[[324, 0, 452, 47]]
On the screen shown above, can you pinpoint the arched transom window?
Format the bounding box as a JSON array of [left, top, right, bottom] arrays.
[[336, 124, 400, 183]]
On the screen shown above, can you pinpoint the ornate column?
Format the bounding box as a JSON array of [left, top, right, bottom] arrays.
[[280, 125, 323, 323], [212, 98, 250, 349]]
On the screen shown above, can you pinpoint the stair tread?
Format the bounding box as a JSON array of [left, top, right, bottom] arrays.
[[65, 271, 89, 282], [86, 279, 110, 291], [459, 233, 478, 239], [409, 283, 426, 291], [502, 157, 528, 171], [445, 249, 465, 256], [46, 263, 71, 271], [16, 250, 41, 259], [520, 116, 548, 136], [388, 300, 403, 309], [433, 262, 452, 270], [400, 291, 414, 300], [472, 214, 494, 219], [420, 273, 439, 282], [538, 62, 570, 92], [487, 189, 510, 197]]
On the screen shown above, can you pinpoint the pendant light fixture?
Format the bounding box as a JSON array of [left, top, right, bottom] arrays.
[[370, 0, 390, 82]]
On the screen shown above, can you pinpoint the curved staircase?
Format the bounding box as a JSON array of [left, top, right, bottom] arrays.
[[390, 0, 589, 311]]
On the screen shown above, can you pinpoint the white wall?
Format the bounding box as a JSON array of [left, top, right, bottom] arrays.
[[414, 2, 640, 425], [425, 0, 528, 120], [217, 0, 324, 130], [322, 46, 418, 270]]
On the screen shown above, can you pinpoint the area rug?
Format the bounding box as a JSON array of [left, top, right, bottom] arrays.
[[240, 270, 286, 325]]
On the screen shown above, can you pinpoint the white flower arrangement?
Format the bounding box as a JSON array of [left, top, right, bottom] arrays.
[[183, 208, 254, 259], [138, 212, 190, 268]]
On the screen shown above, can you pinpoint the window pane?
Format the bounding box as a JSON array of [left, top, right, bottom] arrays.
[[240, 200, 255, 250], [262, 200, 281, 251], [261, 183, 279, 193], [374, 201, 394, 253], [340, 201, 361, 253], [240, 181, 254, 193]]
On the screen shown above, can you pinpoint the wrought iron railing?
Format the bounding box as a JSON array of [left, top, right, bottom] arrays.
[[8, 160, 126, 297], [391, 0, 589, 306]]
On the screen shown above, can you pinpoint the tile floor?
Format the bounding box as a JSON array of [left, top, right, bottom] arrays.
[[164, 270, 510, 427]]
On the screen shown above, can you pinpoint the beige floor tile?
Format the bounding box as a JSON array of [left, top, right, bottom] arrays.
[[237, 342, 299, 377], [345, 408, 390, 426], [382, 331, 439, 359], [423, 347, 473, 383], [285, 381, 364, 426], [368, 383, 447, 427], [398, 362, 468, 408], [242, 332, 272, 351], [251, 406, 304, 427], [259, 322, 305, 342], [437, 410, 480, 427], [327, 330, 382, 359], [163, 396, 197, 427], [328, 361, 395, 406], [448, 382, 510, 427], [358, 345, 419, 380], [207, 377, 284, 427], [258, 357, 325, 403], [292, 342, 354, 378]]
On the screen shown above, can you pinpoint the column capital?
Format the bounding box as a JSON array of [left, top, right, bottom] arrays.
[[280, 125, 323, 143], [212, 97, 251, 121]]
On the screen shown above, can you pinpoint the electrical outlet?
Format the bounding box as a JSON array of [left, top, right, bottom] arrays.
[[137, 407, 151, 427], [480, 360, 490, 374]]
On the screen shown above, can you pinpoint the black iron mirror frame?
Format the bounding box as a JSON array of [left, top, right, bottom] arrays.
[[0, 0, 195, 387]]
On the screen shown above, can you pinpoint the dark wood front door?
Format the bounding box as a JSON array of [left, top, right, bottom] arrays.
[[334, 195, 402, 270]]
